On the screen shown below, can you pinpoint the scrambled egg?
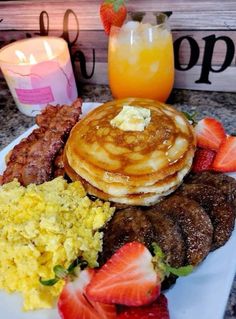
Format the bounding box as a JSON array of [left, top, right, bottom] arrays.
[[0, 177, 114, 310]]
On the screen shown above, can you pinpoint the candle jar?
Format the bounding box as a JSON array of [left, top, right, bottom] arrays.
[[108, 12, 174, 102], [0, 37, 77, 116]]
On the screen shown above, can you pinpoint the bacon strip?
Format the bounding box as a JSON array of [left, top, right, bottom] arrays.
[[2, 98, 82, 186]]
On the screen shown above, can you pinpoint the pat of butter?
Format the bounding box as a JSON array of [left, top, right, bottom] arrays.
[[110, 105, 151, 131]]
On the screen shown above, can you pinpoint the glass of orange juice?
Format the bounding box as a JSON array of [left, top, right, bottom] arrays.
[[108, 13, 174, 102]]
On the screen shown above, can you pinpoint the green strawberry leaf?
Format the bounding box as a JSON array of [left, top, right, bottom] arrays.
[[151, 243, 194, 279], [67, 257, 88, 273], [39, 277, 59, 286], [53, 265, 68, 279], [166, 264, 194, 277], [113, 0, 125, 12], [182, 111, 198, 125], [40, 257, 88, 286], [151, 243, 168, 281], [104, 0, 125, 12]]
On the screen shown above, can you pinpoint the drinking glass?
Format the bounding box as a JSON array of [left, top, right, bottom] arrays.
[[108, 13, 174, 102]]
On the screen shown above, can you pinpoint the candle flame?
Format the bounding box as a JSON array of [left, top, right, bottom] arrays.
[[15, 50, 37, 65], [14, 41, 54, 65], [15, 50, 27, 64], [29, 54, 37, 64], [44, 40, 54, 60]]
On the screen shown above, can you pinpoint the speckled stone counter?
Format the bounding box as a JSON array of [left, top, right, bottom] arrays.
[[0, 80, 236, 318]]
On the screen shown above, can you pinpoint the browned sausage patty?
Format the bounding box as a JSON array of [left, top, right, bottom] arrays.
[[144, 209, 186, 268], [99, 206, 186, 290], [177, 183, 235, 250], [98, 207, 155, 266], [156, 195, 213, 266], [185, 171, 236, 213], [99, 206, 187, 268]]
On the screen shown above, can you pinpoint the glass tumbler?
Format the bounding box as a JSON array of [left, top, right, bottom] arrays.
[[108, 13, 174, 102]]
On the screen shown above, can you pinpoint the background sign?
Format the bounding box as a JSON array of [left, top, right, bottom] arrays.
[[0, 0, 235, 92]]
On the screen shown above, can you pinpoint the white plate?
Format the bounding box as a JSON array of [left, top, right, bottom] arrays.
[[0, 102, 236, 319]]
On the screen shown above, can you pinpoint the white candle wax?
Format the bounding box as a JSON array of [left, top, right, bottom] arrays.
[[0, 37, 77, 116]]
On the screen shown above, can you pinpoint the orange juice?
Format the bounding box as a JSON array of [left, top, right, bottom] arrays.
[[108, 21, 174, 102]]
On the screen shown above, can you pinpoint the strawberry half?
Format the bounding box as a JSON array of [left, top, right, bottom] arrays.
[[100, 0, 127, 35], [58, 269, 116, 319], [192, 148, 216, 173], [212, 135, 236, 172], [117, 294, 170, 319], [195, 117, 226, 151], [86, 242, 161, 306]]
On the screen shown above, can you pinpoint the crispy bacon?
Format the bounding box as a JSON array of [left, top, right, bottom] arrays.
[[35, 105, 60, 129], [2, 98, 82, 186], [53, 149, 66, 178]]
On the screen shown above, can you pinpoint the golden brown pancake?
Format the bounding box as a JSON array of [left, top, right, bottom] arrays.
[[64, 153, 192, 205], [64, 98, 196, 205]]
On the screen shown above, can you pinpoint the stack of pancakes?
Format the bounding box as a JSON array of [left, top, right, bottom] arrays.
[[64, 98, 196, 206]]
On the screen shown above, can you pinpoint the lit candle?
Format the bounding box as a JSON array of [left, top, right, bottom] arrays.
[[0, 37, 77, 116]]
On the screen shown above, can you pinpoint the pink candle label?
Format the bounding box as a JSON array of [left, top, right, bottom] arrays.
[[15, 87, 54, 104]]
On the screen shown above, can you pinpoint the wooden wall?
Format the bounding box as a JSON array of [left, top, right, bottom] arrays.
[[0, 0, 236, 92]]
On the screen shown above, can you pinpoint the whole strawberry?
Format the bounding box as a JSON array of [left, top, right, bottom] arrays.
[[100, 0, 127, 35]]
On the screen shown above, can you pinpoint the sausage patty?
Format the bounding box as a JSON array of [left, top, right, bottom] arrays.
[[98, 207, 155, 266], [177, 183, 235, 250], [185, 171, 236, 213], [145, 209, 186, 268], [99, 206, 186, 290], [156, 195, 213, 266]]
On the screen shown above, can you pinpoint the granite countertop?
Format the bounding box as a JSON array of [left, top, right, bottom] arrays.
[[0, 80, 236, 318]]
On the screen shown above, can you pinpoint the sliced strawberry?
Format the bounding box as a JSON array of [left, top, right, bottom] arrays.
[[195, 117, 226, 151], [192, 148, 216, 173], [117, 294, 170, 319], [86, 242, 161, 306], [212, 135, 236, 172], [100, 0, 127, 35], [58, 268, 116, 319]]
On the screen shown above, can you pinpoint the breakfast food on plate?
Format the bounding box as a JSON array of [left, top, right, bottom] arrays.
[[100, 198, 213, 268], [176, 183, 235, 249], [57, 240, 190, 318], [195, 117, 226, 151], [144, 209, 186, 268], [1, 98, 82, 186], [99, 208, 156, 263], [0, 177, 114, 310], [155, 195, 213, 266], [117, 294, 170, 319], [194, 117, 236, 173], [191, 148, 216, 173], [186, 171, 236, 212], [87, 242, 162, 306], [99, 172, 235, 271], [212, 135, 236, 172], [57, 248, 170, 319], [64, 98, 196, 206], [0, 95, 235, 318], [58, 268, 117, 319]]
